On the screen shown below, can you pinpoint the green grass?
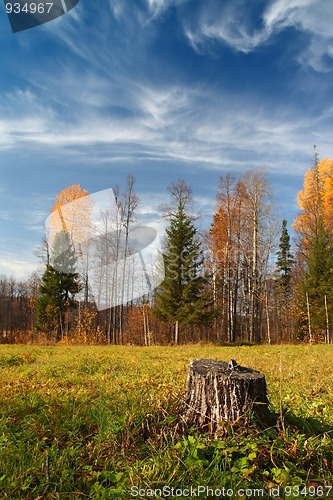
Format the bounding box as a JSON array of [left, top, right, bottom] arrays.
[[0, 344, 332, 499]]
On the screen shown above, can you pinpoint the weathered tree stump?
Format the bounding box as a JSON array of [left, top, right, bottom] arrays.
[[182, 358, 270, 436]]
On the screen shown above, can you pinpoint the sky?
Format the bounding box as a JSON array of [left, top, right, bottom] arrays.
[[1, 0, 333, 279]]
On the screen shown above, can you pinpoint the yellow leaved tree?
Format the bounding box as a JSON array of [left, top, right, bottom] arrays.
[[48, 184, 94, 308], [49, 184, 93, 249], [293, 154, 333, 343], [293, 157, 333, 249]]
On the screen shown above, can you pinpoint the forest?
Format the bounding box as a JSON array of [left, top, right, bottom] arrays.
[[1, 153, 333, 346]]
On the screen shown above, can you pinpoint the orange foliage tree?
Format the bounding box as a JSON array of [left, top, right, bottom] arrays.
[[49, 184, 93, 249], [210, 174, 245, 342], [293, 154, 333, 342], [210, 169, 276, 343], [49, 184, 94, 306], [293, 156, 333, 250]]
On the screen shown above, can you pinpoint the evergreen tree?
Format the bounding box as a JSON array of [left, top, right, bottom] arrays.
[[154, 180, 212, 343], [276, 220, 294, 302], [298, 218, 333, 340], [36, 231, 81, 339]]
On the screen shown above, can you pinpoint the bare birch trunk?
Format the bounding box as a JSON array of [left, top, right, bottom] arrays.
[[324, 294, 329, 344], [306, 292, 312, 345], [265, 284, 271, 344], [119, 176, 138, 344], [175, 320, 179, 344]]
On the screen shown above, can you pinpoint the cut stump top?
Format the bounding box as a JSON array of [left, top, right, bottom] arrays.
[[189, 358, 264, 380]]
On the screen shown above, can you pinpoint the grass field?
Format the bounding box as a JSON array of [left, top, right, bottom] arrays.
[[0, 344, 332, 499]]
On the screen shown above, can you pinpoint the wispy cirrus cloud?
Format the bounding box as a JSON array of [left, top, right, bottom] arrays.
[[181, 0, 333, 72], [1, 19, 331, 157], [0, 78, 328, 176]]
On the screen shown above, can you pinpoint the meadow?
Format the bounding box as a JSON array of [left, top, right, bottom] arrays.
[[0, 344, 332, 499]]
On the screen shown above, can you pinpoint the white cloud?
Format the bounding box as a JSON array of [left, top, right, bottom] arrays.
[[264, 0, 333, 72], [184, 1, 270, 54], [263, 0, 313, 30], [146, 0, 187, 17], [0, 2, 331, 179], [0, 210, 12, 221], [0, 79, 327, 176], [182, 0, 333, 71], [0, 245, 40, 279], [18, 0, 333, 74], [136, 191, 168, 216], [0, 258, 39, 279]]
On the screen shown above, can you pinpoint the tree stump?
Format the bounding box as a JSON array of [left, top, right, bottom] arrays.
[[182, 358, 270, 436]]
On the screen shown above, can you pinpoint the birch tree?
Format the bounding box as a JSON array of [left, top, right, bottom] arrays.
[[240, 168, 274, 342], [119, 175, 138, 343], [211, 168, 276, 343], [210, 174, 244, 342]]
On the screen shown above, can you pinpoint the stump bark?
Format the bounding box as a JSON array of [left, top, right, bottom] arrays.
[[182, 358, 270, 436]]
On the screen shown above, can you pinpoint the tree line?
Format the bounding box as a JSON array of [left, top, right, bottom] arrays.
[[1, 153, 333, 345]]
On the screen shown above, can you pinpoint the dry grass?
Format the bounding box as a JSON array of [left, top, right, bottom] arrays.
[[0, 344, 332, 498]]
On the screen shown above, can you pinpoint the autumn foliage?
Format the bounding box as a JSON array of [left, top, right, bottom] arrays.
[[3, 158, 333, 345], [293, 155, 333, 342], [293, 157, 333, 248]]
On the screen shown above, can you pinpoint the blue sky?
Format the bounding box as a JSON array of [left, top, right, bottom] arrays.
[[1, 0, 333, 279]]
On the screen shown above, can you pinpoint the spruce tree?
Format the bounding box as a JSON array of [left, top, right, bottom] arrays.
[[276, 219, 294, 302], [298, 218, 333, 340], [36, 231, 81, 340], [154, 180, 212, 343]]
